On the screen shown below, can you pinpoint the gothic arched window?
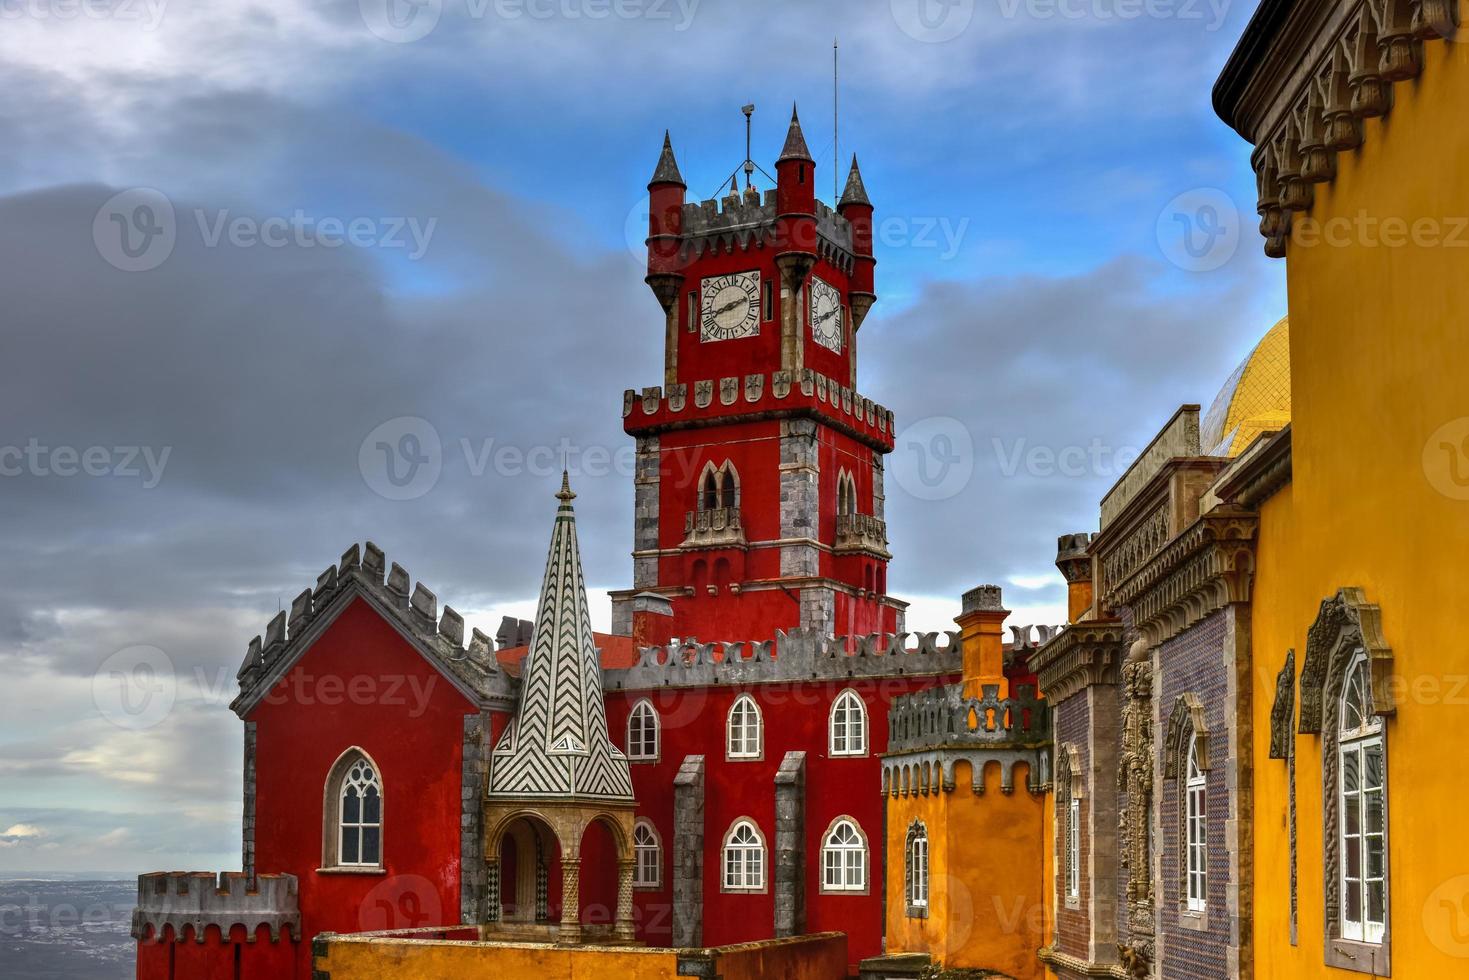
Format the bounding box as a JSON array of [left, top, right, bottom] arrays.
[[820, 817, 868, 893], [722, 819, 766, 892], [627, 699, 659, 761], [1336, 651, 1387, 945], [905, 819, 928, 916], [1185, 735, 1208, 912], [633, 819, 662, 890], [727, 694, 762, 760], [829, 689, 868, 756], [323, 748, 383, 869]]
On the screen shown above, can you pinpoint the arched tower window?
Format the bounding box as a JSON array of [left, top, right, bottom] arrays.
[[727, 694, 763, 760], [633, 819, 662, 889], [905, 819, 928, 916], [836, 470, 858, 517], [701, 466, 719, 511], [323, 748, 383, 869], [829, 689, 868, 756], [697, 461, 740, 511], [820, 817, 868, 893], [627, 699, 659, 761], [722, 819, 766, 892], [1185, 735, 1208, 912]]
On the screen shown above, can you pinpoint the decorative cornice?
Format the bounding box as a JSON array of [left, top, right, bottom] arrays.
[[1214, 0, 1461, 256], [1030, 619, 1126, 703], [1216, 424, 1293, 508], [1111, 508, 1259, 647]]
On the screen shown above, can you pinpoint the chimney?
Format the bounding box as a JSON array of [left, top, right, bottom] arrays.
[[956, 585, 1009, 699], [1055, 533, 1095, 623], [630, 592, 675, 649]]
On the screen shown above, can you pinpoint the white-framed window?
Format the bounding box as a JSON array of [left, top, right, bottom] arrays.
[[727, 694, 762, 759], [829, 689, 867, 756], [1185, 735, 1207, 912], [627, 699, 659, 761], [328, 751, 382, 868], [722, 819, 766, 892], [821, 818, 867, 892], [633, 819, 661, 889], [1066, 797, 1080, 900], [1339, 652, 1387, 944], [906, 820, 928, 913]]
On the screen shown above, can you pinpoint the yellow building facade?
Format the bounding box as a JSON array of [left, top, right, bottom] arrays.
[[1217, 0, 1469, 974]]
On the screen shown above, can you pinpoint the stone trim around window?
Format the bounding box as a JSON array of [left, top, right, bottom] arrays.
[[904, 819, 929, 919], [1315, 593, 1394, 976], [320, 746, 384, 872], [816, 815, 871, 897]]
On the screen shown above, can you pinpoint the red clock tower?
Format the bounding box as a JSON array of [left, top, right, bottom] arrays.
[[612, 109, 905, 642]]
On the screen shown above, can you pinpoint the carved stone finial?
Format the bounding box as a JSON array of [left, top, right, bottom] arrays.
[[556, 470, 576, 502]]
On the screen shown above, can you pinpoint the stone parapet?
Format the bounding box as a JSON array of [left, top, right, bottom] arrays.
[[885, 681, 1050, 754], [132, 872, 299, 943]]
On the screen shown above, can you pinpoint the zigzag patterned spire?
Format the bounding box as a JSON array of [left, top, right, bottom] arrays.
[[488, 473, 633, 801]]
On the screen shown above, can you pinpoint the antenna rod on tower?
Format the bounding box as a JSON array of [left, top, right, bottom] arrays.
[[834, 38, 840, 202], [742, 102, 756, 188]]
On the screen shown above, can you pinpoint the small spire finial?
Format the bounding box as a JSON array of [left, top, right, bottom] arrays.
[[650, 130, 685, 187], [556, 470, 576, 502], [778, 104, 814, 164], [840, 153, 871, 207]]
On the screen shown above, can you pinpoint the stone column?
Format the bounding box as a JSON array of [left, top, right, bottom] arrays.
[[671, 755, 706, 947], [485, 857, 501, 924], [558, 858, 582, 945], [774, 751, 807, 938], [615, 858, 637, 942]]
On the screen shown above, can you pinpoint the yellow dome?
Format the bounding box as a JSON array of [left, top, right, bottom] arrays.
[[1200, 316, 1291, 457]]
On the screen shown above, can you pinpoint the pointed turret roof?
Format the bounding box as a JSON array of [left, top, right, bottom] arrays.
[[487, 474, 634, 802], [840, 154, 871, 207], [777, 104, 814, 163], [649, 130, 685, 187]]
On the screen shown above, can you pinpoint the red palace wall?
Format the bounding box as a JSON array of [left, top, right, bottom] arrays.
[[136, 923, 300, 980], [606, 670, 957, 964], [247, 598, 490, 958]]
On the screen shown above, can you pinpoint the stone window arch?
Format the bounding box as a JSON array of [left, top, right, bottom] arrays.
[[627, 699, 659, 761], [727, 694, 763, 760], [1165, 694, 1210, 924], [721, 819, 766, 893], [322, 747, 383, 870], [1056, 743, 1083, 908], [820, 816, 869, 894], [904, 819, 929, 917], [829, 689, 868, 756], [1184, 735, 1208, 913], [698, 460, 740, 512], [836, 469, 859, 516]]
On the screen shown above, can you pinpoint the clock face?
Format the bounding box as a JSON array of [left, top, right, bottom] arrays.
[[810, 276, 843, 353], [700, 271, 761, 342]]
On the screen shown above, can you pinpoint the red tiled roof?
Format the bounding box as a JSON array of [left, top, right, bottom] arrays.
[[495, 632, 639, 676]]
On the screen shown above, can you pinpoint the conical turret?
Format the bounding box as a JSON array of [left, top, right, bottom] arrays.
[[649, 130, 686, 188], [777, 104, 814, 163]]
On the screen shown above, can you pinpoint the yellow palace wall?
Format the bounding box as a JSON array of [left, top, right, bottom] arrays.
[[1250, 31, 1469, 978]]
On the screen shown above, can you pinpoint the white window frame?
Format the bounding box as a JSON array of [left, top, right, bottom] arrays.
[[321, 747, 384, 871], [633, 819, 662, 890], [1338, 652, 1387, 945], [727, 694, 763, 760], [819, 817, 868, 894], [1185, 735, 1208, 913], [906, 821, 929, 913], [828, 689, 868, 757], [627, 699, 659, 761], [1066, 797, 1080, 900], [721, 819, 767, 893]]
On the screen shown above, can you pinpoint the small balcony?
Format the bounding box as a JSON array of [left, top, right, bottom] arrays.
[[682, 507, 745, 549], [834, 513, 890, 558]]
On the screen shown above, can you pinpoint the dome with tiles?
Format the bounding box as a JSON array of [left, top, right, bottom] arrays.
[[1201, 316, 1291, 457]]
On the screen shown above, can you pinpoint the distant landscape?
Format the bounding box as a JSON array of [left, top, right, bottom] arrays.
[[0, 876, 137, 980]]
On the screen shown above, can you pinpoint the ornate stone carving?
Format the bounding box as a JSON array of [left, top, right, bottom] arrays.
[[1163, 692, 1209, 780], [1269, 649, 1297, 760], [772, 370, 792, 398], [694, 379, 713, 409], [719, 376, 738, 406], [1114, 509, 1257, 648], [667, 383, 687, 412], [1298, 587, 1395, 733], [622, 389, 635, 418], [641, 386, 662, 414], [1031, 620, 1126, 704], [1119, 643, 1155, 914], [744, 373, 764, 403]]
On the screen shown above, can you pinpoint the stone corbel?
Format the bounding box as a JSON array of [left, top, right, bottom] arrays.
[[1376, 0, 1424, 80], [1349, 7, 1394, 117]]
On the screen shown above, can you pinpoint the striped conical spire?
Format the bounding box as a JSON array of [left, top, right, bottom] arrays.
[[488, 474, 633, 801]]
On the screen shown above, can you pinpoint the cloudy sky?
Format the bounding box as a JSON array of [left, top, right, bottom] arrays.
[[0, 0, 1282, 872]]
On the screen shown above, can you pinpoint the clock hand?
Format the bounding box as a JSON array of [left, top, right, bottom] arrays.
[[712, 299, 746, 318]]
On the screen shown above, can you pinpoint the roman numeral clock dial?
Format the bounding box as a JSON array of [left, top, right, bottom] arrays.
[[810, 276, 843, 353], [700, 271, 761, 342]]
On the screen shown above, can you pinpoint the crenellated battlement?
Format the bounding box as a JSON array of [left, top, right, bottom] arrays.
[[231, 541, 518, 717], [622, 368, 894, 451], [605, 628, 959, 691], [885, 682, 1049, 754], [131, 872, 299, 943], [677, 192, 854, 271]]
